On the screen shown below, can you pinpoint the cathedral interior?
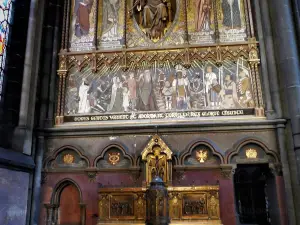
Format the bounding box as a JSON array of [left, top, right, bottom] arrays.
[[0, 0, 300, 225]]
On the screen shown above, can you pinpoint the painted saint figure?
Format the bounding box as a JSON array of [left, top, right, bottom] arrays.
[[102, 0, 119, 41], [133, 0, 169, 40], [195, 0, 212, 32], [126, 73, 137, 110], [220, 74, 238, 108], [138, 70, 156, 111], [205, 66, 220, 107], [107, 76, 123, 112], [172, 70, 190, 110], [74, 0, 94, 37], [162, 81, 173, 110], [221, 0, 241, 29], [237, 69, 254, 107], [78, 78, 91, 113]]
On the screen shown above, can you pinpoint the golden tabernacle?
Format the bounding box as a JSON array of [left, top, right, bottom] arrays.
[[98, 185, 222, 225]]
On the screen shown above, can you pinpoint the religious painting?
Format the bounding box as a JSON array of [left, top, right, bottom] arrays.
[[217, 0, 247, 42], [0, 168, 29, 225], [69, 0, 96, 51], [98, 0, 124, 49], [126, 0, 185, 48], [64, 57, 254, 121], [187, 0, 215, 44]]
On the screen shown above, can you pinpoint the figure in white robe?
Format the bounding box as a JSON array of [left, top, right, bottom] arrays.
[[78, 79, 91, 113], [205, 66, 219, 107], [107, 76, 123, 112]]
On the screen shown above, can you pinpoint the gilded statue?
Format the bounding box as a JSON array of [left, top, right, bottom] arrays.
[[131, 0, 172, 40], [147, 145, 167, 182]]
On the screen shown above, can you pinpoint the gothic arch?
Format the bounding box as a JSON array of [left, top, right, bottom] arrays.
[[180, 140, 225, 165], [48, 178, 86, 225], [226, 138, 280, 164], [44, 145, 90, 170], [94, 143, 134, 167], [51, 178, 83, 204]]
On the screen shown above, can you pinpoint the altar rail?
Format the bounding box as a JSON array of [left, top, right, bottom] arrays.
[[98, 185, 222, 225]]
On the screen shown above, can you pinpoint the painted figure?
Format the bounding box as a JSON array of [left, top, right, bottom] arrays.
[[74, 0, 94, 37], [172, 69, 190, 110], [133, 0, 169, 40], [122, 87, 130, 111], [220, 74, 238, 108], [126, 73, 137, 110], [162, 81, 173, 110], [78, 78, 91, 113], [205, 66, 220, 107], [237, 69, 254, 107], [102, 0, 119, 41], [138, 70, 156, 110], [221, 0, 241, 29], [107, 76, 123, 112], [195, 0, 212, 31], [190, 73, 205, 108]]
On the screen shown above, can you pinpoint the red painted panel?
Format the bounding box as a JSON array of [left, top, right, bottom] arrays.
[[59, 185, 81, 225]]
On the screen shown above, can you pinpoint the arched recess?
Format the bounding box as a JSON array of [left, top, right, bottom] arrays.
[[226, 139, 279, 165], [45, 179, 86, 225], [180, 141, 224, 166], [228, 139, 282, 225], [44, 145, 90, 171], [94, 144, 134, 169]]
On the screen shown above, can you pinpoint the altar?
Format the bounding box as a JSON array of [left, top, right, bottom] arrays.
[[97, 186, 222, 225], [97, 135, 222, 225]]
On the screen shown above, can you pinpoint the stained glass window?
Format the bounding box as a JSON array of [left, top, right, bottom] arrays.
[[0, 0, 13, 102]]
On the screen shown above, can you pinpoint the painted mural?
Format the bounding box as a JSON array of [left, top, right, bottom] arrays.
[[65, 57, 254, 116], [0, 168, 29, 225], [126, 0, 186, 48], [67, 0, 250, 50], [98, 0, 124, 49], [69, 0, 97, 51], [188, 0, 215, 44], [218, 0, 247, 42]]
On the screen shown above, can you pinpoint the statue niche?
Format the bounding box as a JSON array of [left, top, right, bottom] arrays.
[[141, 135, 173, 185], [130, 0, 176, 41], [148, 145, 167, 182]]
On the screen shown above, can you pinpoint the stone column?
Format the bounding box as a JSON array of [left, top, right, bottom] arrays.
[[253, 0, 277, 119], [30, 136, 45, 225], [268, 0, 300, 175], [46, 1, 63, 127], [276, 125, 297, 224], [12, 0, 46, 154]]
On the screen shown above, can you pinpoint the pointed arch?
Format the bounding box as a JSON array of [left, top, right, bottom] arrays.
[[43, 145, 90, 170], [226, 138, 279, 164], [180, 139, 225, 165], [94, 143, 134, 168]]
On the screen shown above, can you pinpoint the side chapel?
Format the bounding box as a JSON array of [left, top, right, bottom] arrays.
[[0, 0, 300, 225]]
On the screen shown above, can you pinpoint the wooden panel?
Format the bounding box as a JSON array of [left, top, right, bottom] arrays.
[[59, 184, 81, 225]]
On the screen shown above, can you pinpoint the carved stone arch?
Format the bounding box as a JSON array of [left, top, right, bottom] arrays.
[[94, 143, 134, 169], [180, 140, 224, 166], [51, 178, 83, 204], [47, 178, 86, 225], [227, 138, 280, 164], [44, 145, 90, 171]]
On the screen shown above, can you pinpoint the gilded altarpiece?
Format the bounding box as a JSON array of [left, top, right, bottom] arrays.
[[56, 0, 263, 125]]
